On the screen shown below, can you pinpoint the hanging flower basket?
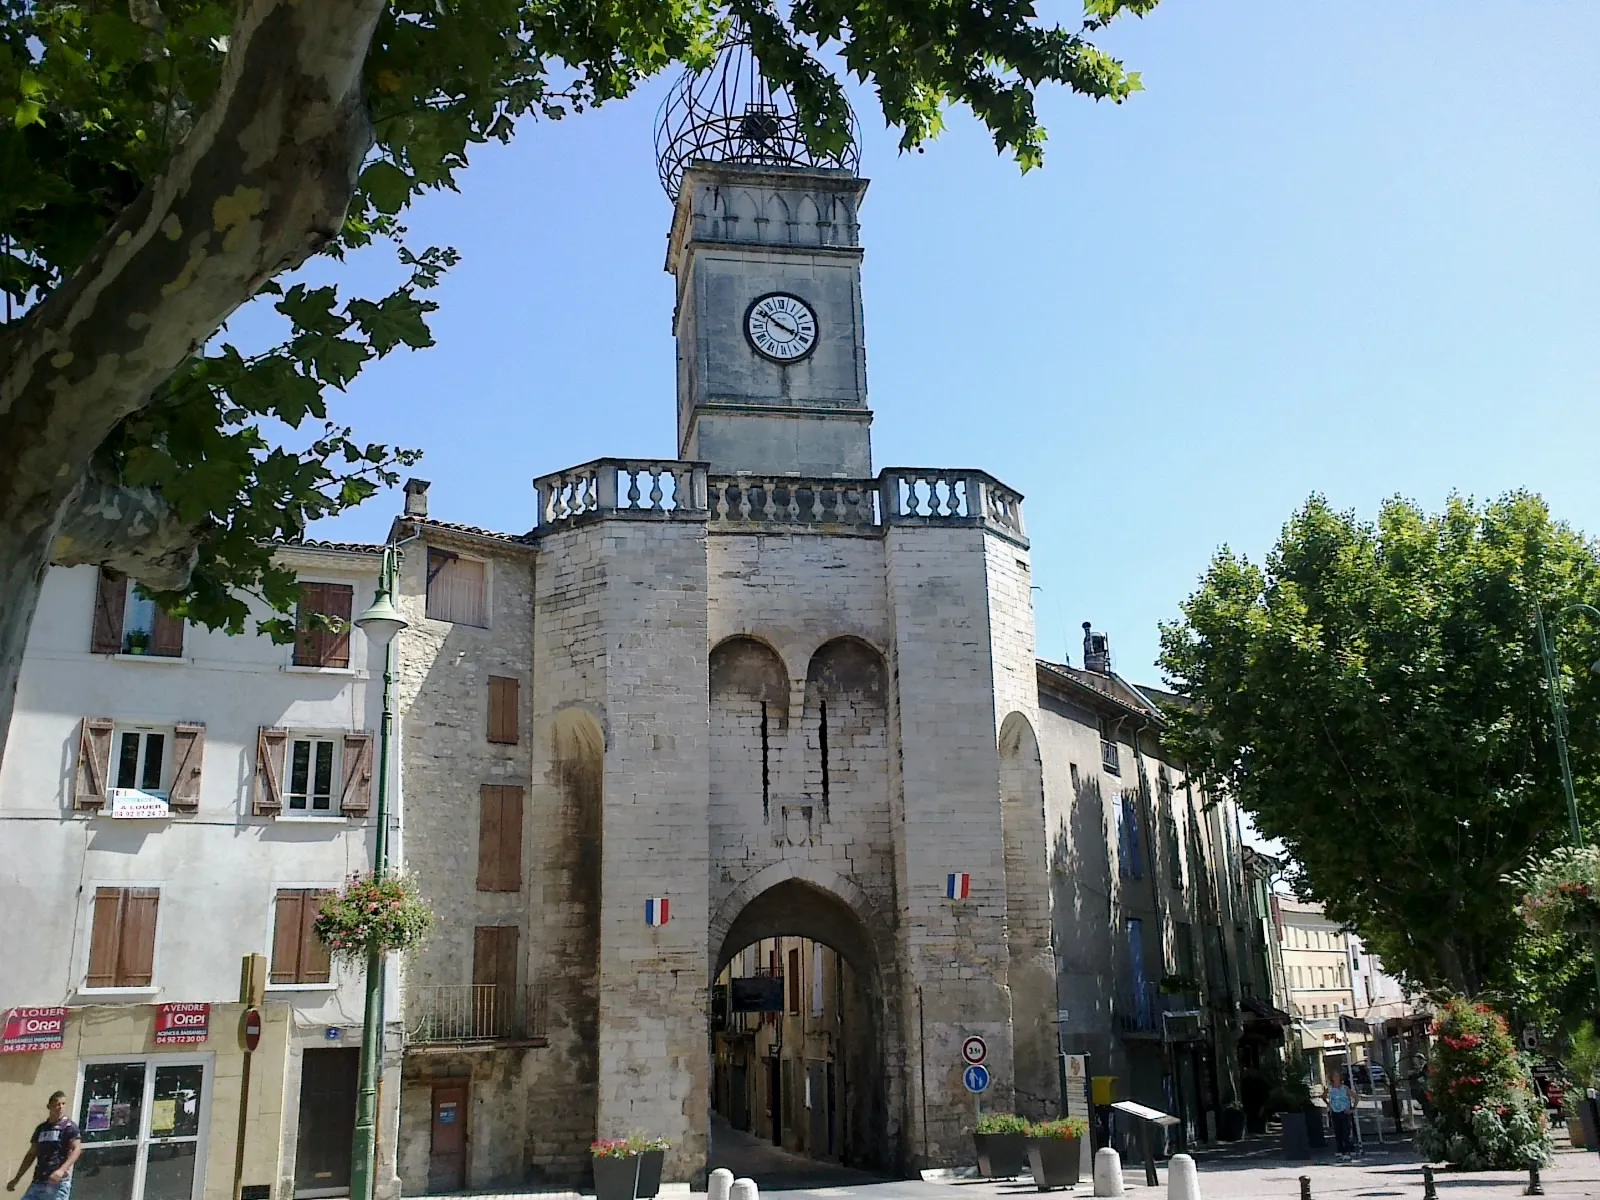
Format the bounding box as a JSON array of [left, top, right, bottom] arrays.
[[314, 871, 434, 962], [1509, 846, 1600, 937]]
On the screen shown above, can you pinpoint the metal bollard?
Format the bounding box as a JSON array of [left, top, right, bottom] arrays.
[[1298, 1175, 1310, 1200], [1420, 1164, 1437, 1200], [1526, 1163, 1545, 1196]]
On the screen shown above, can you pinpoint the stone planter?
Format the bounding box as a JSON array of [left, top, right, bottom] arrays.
[[1219, 1107, 1245, 1142], [1025, 1137, 1082, 1190], [1280, 1112, 1311, 1160], [1305, 1107, 1326, 1149], [636, 1149, 665, 1199], [974, 1132, 1028, 1178], [592, 1155, 640, 1200]]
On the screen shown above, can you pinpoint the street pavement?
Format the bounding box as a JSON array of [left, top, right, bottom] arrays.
[[432, 1131, 1600, 1199]]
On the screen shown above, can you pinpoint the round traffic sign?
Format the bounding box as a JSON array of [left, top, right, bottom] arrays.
[[242, 1007, 262, 1052], [961, 1035, 987, 1066], [964, 1064, 990, 1094]]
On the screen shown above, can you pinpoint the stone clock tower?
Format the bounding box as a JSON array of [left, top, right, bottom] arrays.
[[660, 71, 873, 477]]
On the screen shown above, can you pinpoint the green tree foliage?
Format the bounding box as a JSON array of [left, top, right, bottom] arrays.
[[1416, 997, 1550, 1169], [1158, 492, 1600, 997], [0, 0, 1158, 760]]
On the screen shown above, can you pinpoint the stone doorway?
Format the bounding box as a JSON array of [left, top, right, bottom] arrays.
[[710, 878, 896, 1176]]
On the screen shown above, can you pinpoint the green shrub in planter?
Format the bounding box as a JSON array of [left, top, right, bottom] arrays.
[[1416, 997, 1552, 1169], [974, 1114, 1029, 1178]]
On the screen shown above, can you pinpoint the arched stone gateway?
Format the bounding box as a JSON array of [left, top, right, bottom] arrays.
[[710, 871, 905, 1173]]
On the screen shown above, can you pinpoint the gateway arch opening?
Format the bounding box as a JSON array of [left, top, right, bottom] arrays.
[[710, 879, 891, 1177]]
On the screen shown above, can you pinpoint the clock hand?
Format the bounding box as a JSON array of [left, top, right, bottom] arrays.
[[769, 314, 798, 337]]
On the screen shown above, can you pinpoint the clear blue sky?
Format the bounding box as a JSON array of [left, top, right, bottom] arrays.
[[286, 2, 1600, 682]]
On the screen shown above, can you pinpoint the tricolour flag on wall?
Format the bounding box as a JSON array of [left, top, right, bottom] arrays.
[[645, 897, 670, 926], [946, 873, 971, 900]]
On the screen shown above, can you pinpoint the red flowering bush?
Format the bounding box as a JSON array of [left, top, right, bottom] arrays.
[[313, 871, 434, 962], [590, 1139, 634, 1159], [1416, 997, 1550, 1169]]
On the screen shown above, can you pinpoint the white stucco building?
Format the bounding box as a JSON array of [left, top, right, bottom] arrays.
[[0, 544, 403, 1200]]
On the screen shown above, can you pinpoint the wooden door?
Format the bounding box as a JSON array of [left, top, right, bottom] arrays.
[[428, 1082, 468, 1193], [472, 926, 519, 1039], [294, 1049, 359, 1195]]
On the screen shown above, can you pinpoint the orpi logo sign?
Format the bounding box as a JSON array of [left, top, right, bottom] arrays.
[[2, 1007, 67, 1053], [154, 1003, 211, 1045]]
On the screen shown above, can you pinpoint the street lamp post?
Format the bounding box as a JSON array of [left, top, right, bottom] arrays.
[[1533, 600, 1600, 999], [349, 546, 409, 1200]]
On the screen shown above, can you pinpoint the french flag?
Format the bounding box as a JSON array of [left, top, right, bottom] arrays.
[[645, 897, 670, 927], [946, 873, 971, 900]]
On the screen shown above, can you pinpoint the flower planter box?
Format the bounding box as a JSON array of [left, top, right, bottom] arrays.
[[1219, 1107, 1245, 1142], [1025, 1137, 1082, 1189], [1280, 1112, 1311, 1160], [636, 1149, 665, 1199], [974, 1132, 1028, 1178], [592, 1154, 640, 1200]]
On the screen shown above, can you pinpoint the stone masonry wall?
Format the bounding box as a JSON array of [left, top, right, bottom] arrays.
[[983, 537, 1058, 1118], [884, 524, 1014, 1164]]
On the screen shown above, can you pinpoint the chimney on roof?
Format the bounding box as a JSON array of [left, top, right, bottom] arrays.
[[1082, 622, 1112, 674], [403, 478, 431, 518]]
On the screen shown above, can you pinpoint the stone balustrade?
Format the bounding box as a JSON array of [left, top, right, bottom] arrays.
[[708, 477, 881, 528], [532, 461, 1024, 541], [534, 459, 709, 527]]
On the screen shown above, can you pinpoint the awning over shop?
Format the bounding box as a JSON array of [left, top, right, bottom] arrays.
[[1340, 1014, 1372, 1035], [1241, 996, 1291, 1026]]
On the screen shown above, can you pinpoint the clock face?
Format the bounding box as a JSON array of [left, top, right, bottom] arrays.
[[745, 292, 818, 363]]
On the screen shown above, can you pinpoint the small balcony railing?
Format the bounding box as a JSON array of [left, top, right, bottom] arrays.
[[408, 984, 547, 1045]]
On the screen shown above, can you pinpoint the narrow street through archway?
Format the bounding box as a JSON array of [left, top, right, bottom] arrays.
[[709, 1114, 890, 1190]]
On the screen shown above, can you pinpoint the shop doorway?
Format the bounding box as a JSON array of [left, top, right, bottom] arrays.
[[294, 1048, 360, 1197], [74, 1057, 210, 1200]]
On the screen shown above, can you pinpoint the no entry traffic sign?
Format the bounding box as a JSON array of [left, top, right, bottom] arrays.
[[961, 1035, 987, 1066], [963, 1064, 990, 1094]]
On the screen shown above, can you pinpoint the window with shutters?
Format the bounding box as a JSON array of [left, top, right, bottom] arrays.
[[113, 726, 171, 797], [487, 676, 519, 744], [787, 948, 801, 1015], [426, 550, 488, 627], [91, 568, 185, 657], [472, 926, 520, 1039], [292, 582, 354, 668], [84, 887, 160, 989], [269, 889, 333, 985], [476, 785, 524, 892], [286, 736, 339, 814]]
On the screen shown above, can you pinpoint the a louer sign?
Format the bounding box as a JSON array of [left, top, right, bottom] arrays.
[[1, 1007, 67, 1053]]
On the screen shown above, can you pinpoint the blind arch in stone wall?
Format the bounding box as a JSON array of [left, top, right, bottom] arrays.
[[802, 637, 888, 826], [999, 711, 1059, 1119], [710, 635, 789, 826]]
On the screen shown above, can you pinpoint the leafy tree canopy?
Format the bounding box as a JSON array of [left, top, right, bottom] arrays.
[[0, 0, 1157, 757], [1158, 492, 1600, 999]]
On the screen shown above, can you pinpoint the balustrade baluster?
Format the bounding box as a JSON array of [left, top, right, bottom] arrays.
[[760, 483, 777, 521], [648, 469, 664, 510], [738, 484, 753, 521], [810, 486, 825, 522], [626, 468, 642, 509]]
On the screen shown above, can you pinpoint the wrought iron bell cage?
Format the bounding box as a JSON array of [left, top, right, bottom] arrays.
[[654, 26, 861, 200]]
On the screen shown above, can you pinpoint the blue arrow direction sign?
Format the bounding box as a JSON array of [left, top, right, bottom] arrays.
[[964, 1064, 990, 1094]]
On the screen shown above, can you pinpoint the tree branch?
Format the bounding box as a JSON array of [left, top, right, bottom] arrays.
[[52, 477, 199, 592]]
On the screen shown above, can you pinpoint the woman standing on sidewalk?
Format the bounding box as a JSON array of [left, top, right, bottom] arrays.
[[1327, 1071, 1357, 1157]]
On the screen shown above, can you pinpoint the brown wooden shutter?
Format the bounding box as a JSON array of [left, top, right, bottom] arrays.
[[473, 926, 519, 991], [788, 948, 801, 1014], [118, 889, 159, 987], [86, 889, 124, 988], [292, 583, 322, 666], [74, 717, 116, 811], [254, 727, 288, 815], [168, 723, 205, 812], [487, 676, 520, 744], [500, 786, 523, 891], [322, 584, 354, 668], [477, 787, 504, 891], [300, 891, 332, 984], [91, 570, 127, 655], [270, 891, 305, 984], [339, 732, 374, 815], [151, 607, 185, 658]]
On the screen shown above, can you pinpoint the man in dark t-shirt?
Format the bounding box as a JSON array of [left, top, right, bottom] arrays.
[[6, 1093, 81, 1200]]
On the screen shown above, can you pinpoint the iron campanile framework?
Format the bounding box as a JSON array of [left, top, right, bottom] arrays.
[[654, 25, 861, 199]]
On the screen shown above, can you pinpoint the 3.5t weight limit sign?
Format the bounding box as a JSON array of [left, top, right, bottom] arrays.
[[961, 1036, 987, 1066]]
